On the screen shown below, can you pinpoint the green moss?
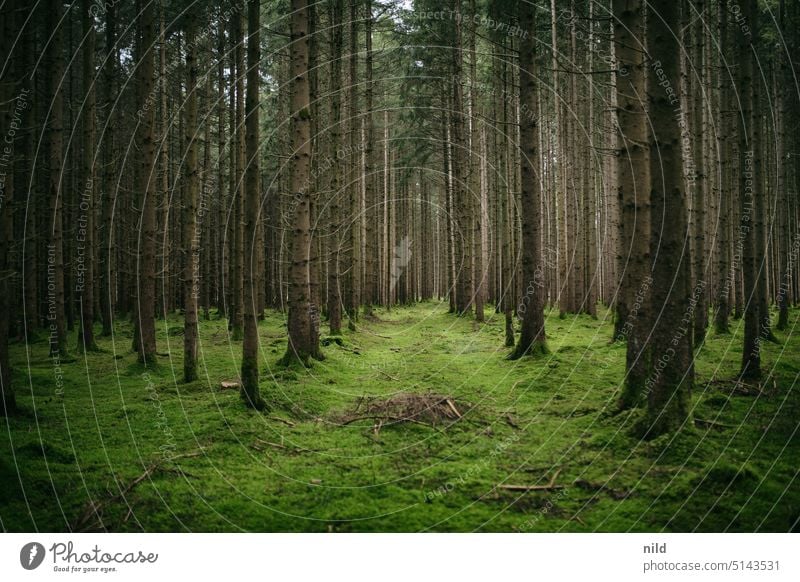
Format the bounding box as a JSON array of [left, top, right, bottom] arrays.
[[1, 304, 798, 532]]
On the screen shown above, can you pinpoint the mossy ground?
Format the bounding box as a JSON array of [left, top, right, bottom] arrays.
[[2, 302, 798, 532]]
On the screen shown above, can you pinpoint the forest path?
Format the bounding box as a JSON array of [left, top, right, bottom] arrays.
[[2, 305, 799, 531]]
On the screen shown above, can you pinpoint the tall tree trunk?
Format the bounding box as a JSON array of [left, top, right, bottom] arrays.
[[614, 0, 651, 408], [282, 0, 320, 366], [509, 1, 546, 359], [99, 2, 116, 336], [714, 0, 732, 333], [690, 0, 707, 344], [47, 0, 68, 358], [182, 11, 199, 382], [241, 0, 266, 407], [0, 0, 18, 415], [78, 0, 98, 352], [216, 21, 228, 318], [134, 0, 158, 364], [230, 5, 245, 340], [362, 0, 376, 316], [644, 0, 692, 437], [776, 0, 791, 331], [469, 0, 484, 323], [451, 0, 472, 316], [738, 0, 761, 379], [327, 0, 344, 335], [21, 6, 38, 338], [346, 0, 359, 329]]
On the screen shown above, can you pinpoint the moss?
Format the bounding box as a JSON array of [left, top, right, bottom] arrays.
[[697, 462, 760, 492], [1, 304, 798, 532]]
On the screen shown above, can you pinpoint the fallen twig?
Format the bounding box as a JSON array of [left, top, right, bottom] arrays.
[[73, 449, 204, 532], [499, 468, 563, 492], [266, 415, 296, 427], [694, 417, 733, 430]]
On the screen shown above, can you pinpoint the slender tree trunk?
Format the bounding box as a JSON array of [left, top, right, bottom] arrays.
[[0, 0, 18, 415], [47, 0, 68, 358], [282, 0, 320, 366], [509, 1, 546, 359], [231, 6, 245, 341], [346, 0, 359, 329], [78, 0, 98, 352], [691, 0, 707, 344], [241, 0, 266, 407], [216, 21, 228, 318], [469, 0, 484, 322], [99, 3, 116, 336], [132, 0, 158, 364], [776, 1, 791, 331], [451, 0, 471, 316], [738, 0, 761, 379], [614, 0, 651, 408], [327, 0, 344, 335], [362, 0, 376, 316], [182, 11, 199, 382], [714, 0, 732, 333]]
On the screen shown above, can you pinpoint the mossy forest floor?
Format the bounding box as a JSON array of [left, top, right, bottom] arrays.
[[2, 303, 799, 532]]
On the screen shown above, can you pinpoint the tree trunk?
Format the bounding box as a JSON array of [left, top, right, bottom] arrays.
[[714, 0, 732, 334], [230, 6, 245, 341], [78, 0, 98, 352], [738, 0, 761, 380], [182, 11, 199, 382], [133, 0, 158, 364], [326, 0, 344, 335], [282, 0, 320, 366], [644, 0, 692, 437], [0, 0, 18, 415], [47, 0, 68, 358], [614, 0, 651, 408], [509, 1, 547, 359], [241, 0, 266, 407], [451, 0, 472, 316]]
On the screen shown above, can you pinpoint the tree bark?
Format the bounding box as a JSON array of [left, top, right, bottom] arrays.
[[242, 0, 266, 407], [738, 0, 761, 380], [78, 0, 98, 352], [509, 1, 547, 359], [614, 0, 651, 408], [282, 0, 320, 366], [644, 0, 693, 437], [182, 10, 199, 383]]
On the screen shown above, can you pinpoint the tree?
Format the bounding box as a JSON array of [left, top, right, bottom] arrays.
[[99, 1, 117, 337], [78, 0, 98, 352], [737, 0, 761, 380], [230, 4, 245, 341], [613, 0, 651, 408], [644, 0, 692, 437], [241, 0, 266, 408], [282, 0, 322, 366], [713, 0, 732, 334], [47, 0, 68, 359], [0, 0, 17, 416], [451, 0, 472, 316], [326, 0, 344, 336], [134, 0, 158, 365], [183, 10, 199, 382], [509, 0, 547, 359]]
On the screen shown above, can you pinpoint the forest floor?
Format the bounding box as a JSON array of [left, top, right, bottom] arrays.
[[2, 302, 799, 532]]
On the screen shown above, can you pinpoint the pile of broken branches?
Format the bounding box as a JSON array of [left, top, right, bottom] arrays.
[[334, 392, 469, 431]]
